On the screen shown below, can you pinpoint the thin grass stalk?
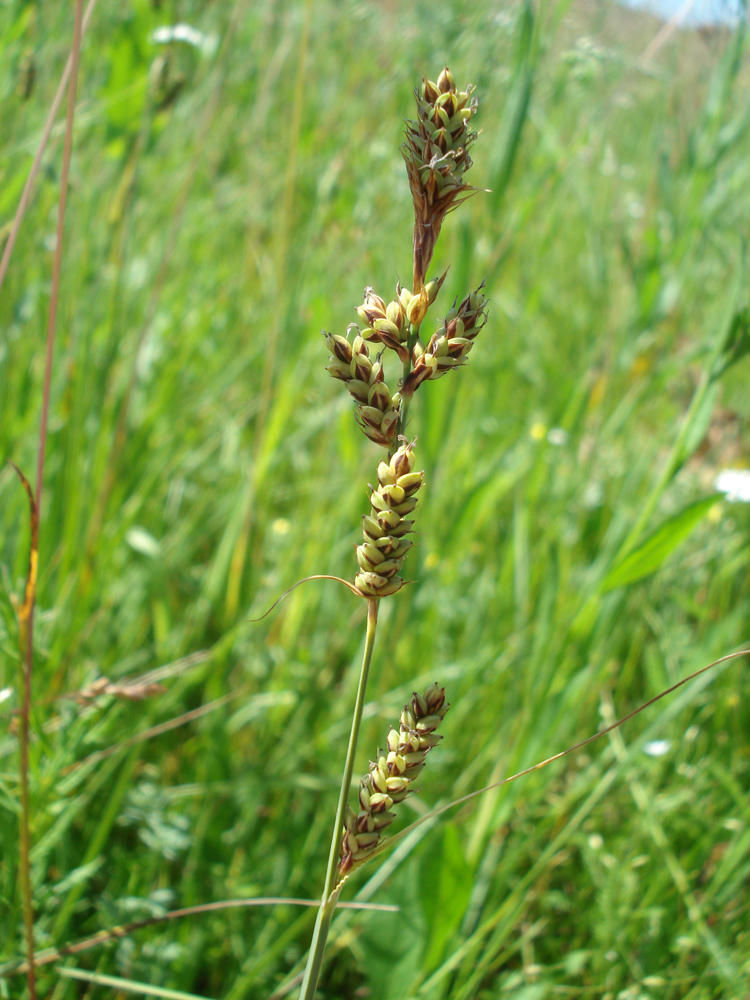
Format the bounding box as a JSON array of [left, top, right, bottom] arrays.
[[38, 0, 84, 503], [79, 1, 246, 627], [226, 0, 314, 622], [0, 0, 97, 297], [255, 0, 313, 438], [0, 898, 399, 978], [298, 597, 379, 1000], [396, 322, 419, 442], [13, 468, 38, 1000], [17, 3, 85, 995]]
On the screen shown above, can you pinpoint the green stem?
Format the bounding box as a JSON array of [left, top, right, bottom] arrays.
[[298, 597, 379, 1000], [396, 322, 420, 443], [18, 622, 34, 1000], [17, 6, 86, 996]]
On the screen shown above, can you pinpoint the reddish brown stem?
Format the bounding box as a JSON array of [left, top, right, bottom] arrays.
[[18, 3, 85, 996], [1, 897, 399, 978], [9, 465, 38, 1000], [0, 0, 98, 297]]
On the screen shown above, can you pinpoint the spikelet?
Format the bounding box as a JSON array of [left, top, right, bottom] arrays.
[[353, 441, 423, 598], [356, 287, 410, 364], [324, 329, 400, 448], [339, 684, 449, 875], [403, 67, 479, 289], [355, 274, 449, 358], [402, 282, 488, 398]]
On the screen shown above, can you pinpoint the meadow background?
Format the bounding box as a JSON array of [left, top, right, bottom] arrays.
[[1, 1, 750, 997]]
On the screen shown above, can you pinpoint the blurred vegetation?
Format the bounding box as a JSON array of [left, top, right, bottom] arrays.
[[1, 0, 750, 997]]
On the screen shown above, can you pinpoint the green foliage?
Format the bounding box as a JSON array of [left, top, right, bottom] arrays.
[[602, 496, 719, 591], [1, 1, 750, 998]]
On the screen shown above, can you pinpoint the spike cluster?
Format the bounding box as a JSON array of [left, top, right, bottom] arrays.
[[322, 66, 487, 602], [325, 330, 401, 448], [403, 282, 489, 397], [339, 684, 449, 875], [354, 442, 423, 597], [403, 67, 478, 287], [355, 274, 448, 363]]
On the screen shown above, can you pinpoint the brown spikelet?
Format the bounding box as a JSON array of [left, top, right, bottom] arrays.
[[402, 67, 479, 291], [402, 281, 489, 398]]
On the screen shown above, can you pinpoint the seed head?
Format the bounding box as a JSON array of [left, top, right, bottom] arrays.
[[324, 329, 401, 448], [339, 684, 450, 876], [353, 441, 423, 598], [403, 67, 478, 290], [356, 287, 410, 363], [401, 281, 488, 398]]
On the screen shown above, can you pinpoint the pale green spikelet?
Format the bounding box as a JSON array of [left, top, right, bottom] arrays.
[[338, 684, 449, 876], [353, 441, 423, 598], [324, 328, 401, 448], [356, 287, 410, 363], [354, 274, 449, 362]]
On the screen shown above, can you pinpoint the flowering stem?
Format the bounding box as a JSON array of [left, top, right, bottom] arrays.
[[17, 4, 85, 995], [298, 597, 379, 1000]]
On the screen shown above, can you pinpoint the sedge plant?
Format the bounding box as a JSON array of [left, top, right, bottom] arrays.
[[4, 11, 750, 997], [298, 66, 488, 1000]]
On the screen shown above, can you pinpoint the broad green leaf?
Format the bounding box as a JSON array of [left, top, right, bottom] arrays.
[[602, 496, 719, 592], [420, 823, 472, 970]]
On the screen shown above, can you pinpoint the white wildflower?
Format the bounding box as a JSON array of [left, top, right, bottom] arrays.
[[714, 469, 750, 503]]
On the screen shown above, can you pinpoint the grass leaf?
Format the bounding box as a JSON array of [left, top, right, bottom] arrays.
[[56, 966, 214, 1000], [602, 496, 719, 592]]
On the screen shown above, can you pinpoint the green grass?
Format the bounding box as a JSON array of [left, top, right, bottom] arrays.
[[1, 0, 750, 997]]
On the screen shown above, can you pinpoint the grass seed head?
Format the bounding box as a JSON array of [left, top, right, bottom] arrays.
[[323, 329, 401, 448], [354, 441, 423, 598], [339, 685, 450, 876], [402, 281, 489, 397], [403, 66, 478, 288]]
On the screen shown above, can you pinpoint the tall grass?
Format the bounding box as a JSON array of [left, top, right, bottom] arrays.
[[1, 2, 750, 998]]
